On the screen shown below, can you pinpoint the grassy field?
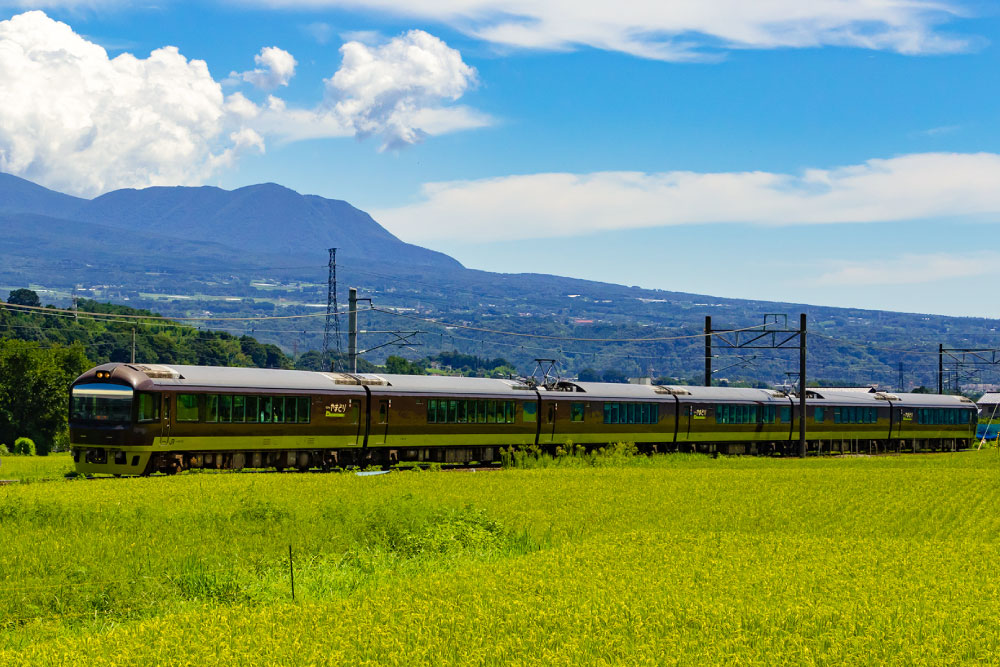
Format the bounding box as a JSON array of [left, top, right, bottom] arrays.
[[0, 454, 74, 483], [1, 450, 999, 664]]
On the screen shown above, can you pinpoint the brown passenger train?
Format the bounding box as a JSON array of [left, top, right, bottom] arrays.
[[69, 363, 978, 476]]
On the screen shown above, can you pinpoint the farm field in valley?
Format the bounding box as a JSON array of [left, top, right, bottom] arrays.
[[1, 451, 999, 665]]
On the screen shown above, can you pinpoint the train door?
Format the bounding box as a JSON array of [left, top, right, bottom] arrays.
[[546, 401, 557, 441], [161, 393, 172, 444], [377, 399, 390, 445]]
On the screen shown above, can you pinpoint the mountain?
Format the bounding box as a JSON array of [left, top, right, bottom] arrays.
[[0, 172, 997, 389], [0, 175, 460, 270], [0, 172, 85, 220]]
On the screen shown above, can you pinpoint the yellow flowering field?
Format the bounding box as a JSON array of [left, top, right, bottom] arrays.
[[1, 451, 999, 664]]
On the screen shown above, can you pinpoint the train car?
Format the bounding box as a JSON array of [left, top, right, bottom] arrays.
[[364, 374, 540, 464], [70, 363, 372, 475], [670, 386, 794, 454], [534, 381, 678, 448], [884, 391, 977, 451], [69, 363, 979, 476]]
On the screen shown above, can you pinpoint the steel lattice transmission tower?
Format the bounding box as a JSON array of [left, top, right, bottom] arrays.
[[324, 248, 344, 370]]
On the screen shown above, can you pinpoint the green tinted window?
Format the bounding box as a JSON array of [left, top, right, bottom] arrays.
[[428, 399, 437, 423], [448, 400, 458, 423], [297, 396, 311, 423], [486, 400, 496, 424], [259, 396, 272, 423], [571, 402, 584, 422], [458, 400, 468, 423], [523, 402, 537, 423], [815, 407, 824, 423], [137, 392, 160, 422], [218, 395, 232, 423], [205, 395, 219, 423], [245, 396, 259, 423], [232, 395, 245, 423], [780, 407, 791, 424], [177, 394, 199, 422], [273, 397, 285, 423]]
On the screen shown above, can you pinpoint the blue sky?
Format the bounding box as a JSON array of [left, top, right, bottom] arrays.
[[1, 1, 999, 316]]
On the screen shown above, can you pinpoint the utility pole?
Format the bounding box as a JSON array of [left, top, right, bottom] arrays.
[[348, 287, 358, 373], [131, 327, 136, 363], [938, 343, 944, 395], [324, 248, 343, 371], [704, 315, 712, 387], [799, 313, 807, 459], [898, 361, 904, 392]]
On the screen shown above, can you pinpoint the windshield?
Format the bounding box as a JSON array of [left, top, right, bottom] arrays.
[[71, 383, 133, 424]]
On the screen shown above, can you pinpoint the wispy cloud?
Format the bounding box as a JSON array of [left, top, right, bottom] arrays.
[[915, 124, 961, 137], [250, 0, 973, 61], [814, 252, 1000, 286], [373, 153, 1000, 242]]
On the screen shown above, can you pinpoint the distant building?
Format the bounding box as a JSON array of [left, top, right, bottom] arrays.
[[628, 377, 652, 385], [977, 392, 1000, 415]]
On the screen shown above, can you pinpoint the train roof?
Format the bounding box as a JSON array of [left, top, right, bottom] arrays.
[[551, 381, 789, 403], [367, 374, 534, 395]]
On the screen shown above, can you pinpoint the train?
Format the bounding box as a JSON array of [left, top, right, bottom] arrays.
[[68, 362, 979, 476]]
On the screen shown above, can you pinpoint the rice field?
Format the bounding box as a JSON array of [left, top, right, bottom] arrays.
[[2, 450, 999, 664]]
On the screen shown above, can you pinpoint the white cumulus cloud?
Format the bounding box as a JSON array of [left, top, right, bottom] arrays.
[[252, 0, 972, 60], [372, 153, 1000, 242], [230, 45, 297, 89], [0, 11, 263, 196], [0, 13, 484, 195], [324, 29, 480, 149]]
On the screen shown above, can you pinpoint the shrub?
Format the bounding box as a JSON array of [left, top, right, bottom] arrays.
[[13, 437, 36, 456], [0, 443, 8, 455]]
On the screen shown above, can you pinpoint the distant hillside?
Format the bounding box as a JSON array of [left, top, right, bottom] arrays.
[[1, 172, 997, 390]]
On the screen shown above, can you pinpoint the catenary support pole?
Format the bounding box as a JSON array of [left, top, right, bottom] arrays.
[[938, 343, 944, 394], [799, 313, 807, 458], [349, 288, 358, 373], [704, 316, 712, 387]]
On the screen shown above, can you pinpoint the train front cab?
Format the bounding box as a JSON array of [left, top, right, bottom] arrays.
[[70, 363, 161, 476]]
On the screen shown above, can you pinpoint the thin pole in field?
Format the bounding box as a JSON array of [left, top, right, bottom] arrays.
[[289, 544, 295, 601]]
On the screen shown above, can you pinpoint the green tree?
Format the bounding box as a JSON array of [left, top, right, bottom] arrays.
[[384, 355, 425, 375], [7, 289, 40, 307], [0, 340, 91, 454]]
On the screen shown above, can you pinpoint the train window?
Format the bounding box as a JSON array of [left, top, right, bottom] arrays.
[[437, 399, 447, 423], [245, 396, 259, 423], [487, 400, 496, 424], [457, 401, 468, 423], [273, 397, 285, 423], [427, 399, 437, 423], [136, 392, 160, 422], [177, 394, 199, 422], [523, 402, 537, 423], [780, 407, 791, 423], [298, 396, 311, 423], [205, 395, 219, 423], [569, 402, 584, 422], [505, 401, 515, 424], [448, 400, 458, 423], [814, 407, 824, 423], [219, 395, 232, 423], [286, 397, 298, 423], [259, 396, 273, 423], [232, 395, 246, 423]]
